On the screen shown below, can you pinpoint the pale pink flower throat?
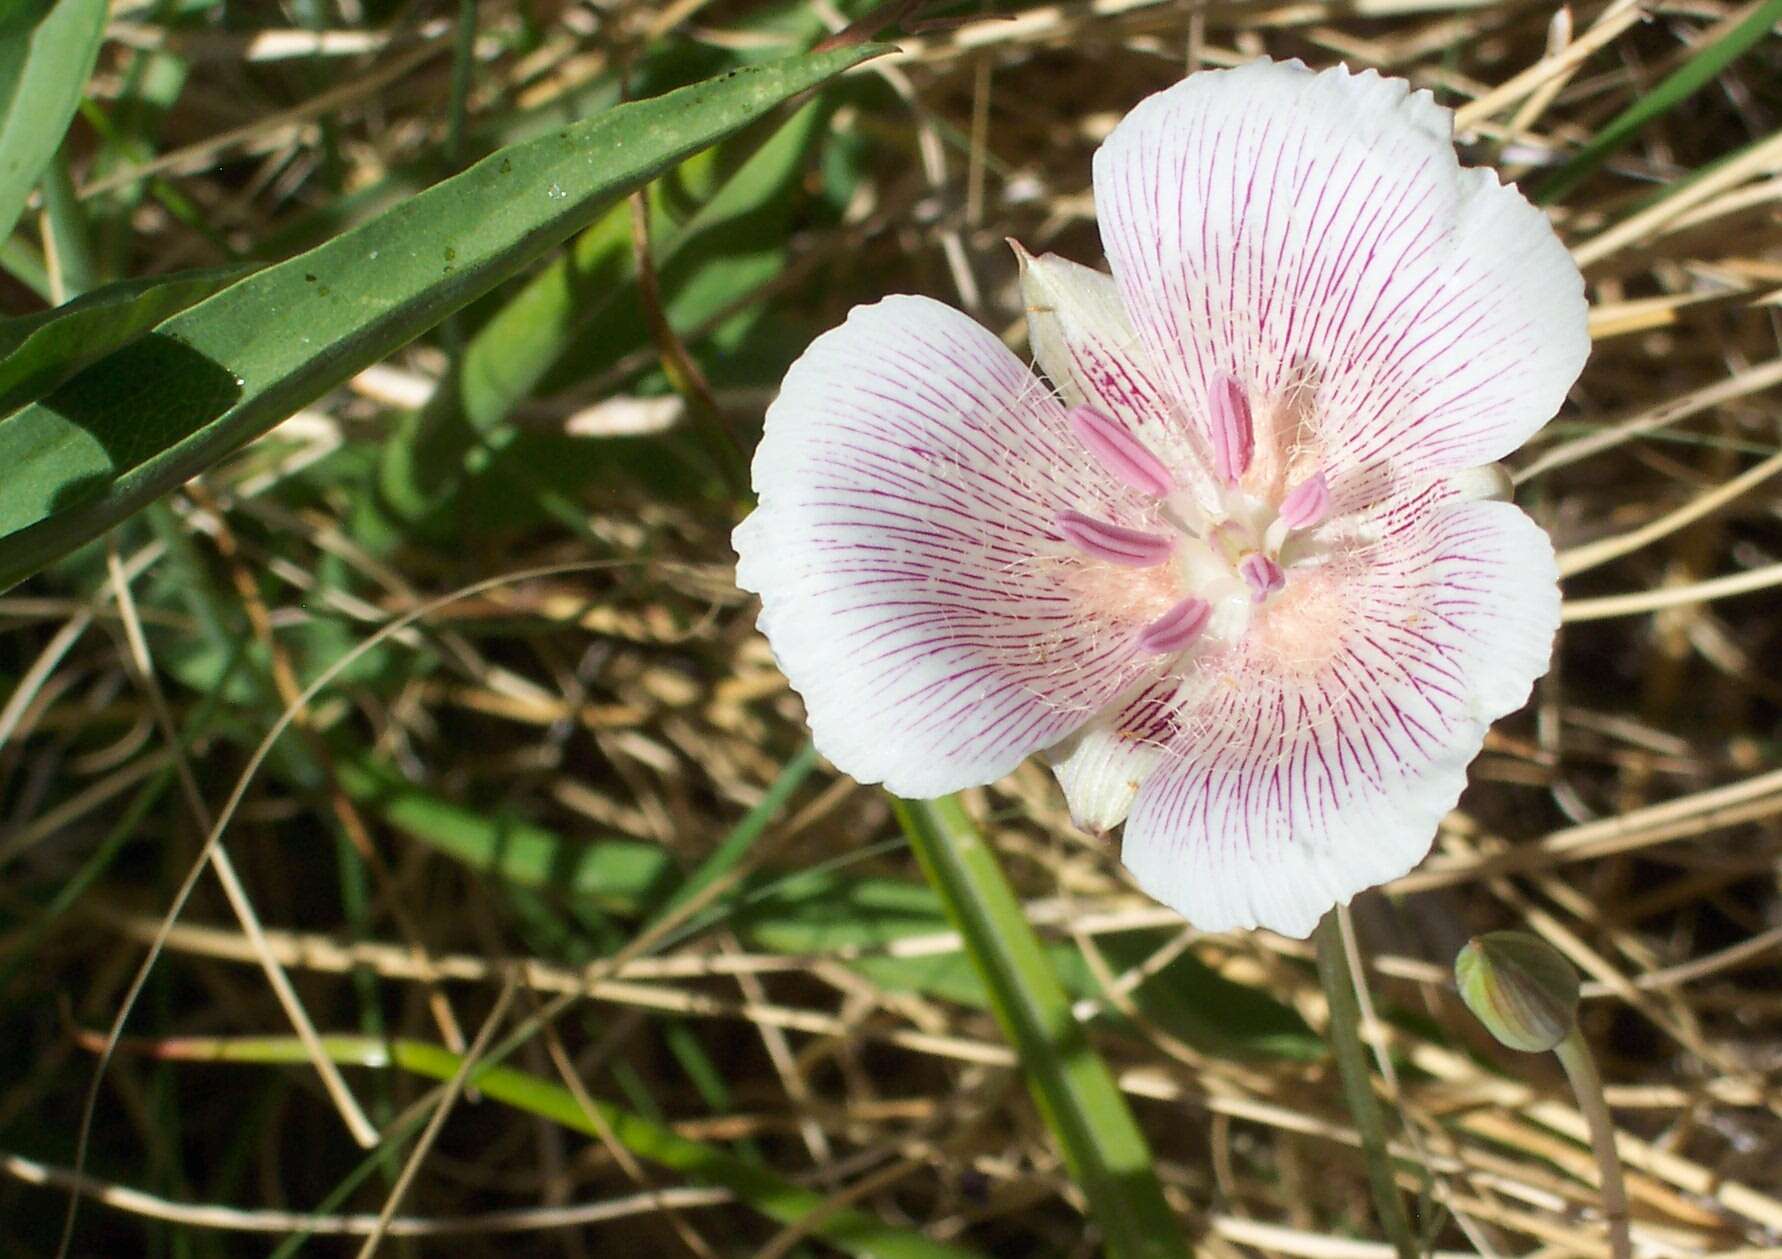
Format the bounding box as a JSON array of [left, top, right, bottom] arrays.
[[1056, 384, 1334, 654]]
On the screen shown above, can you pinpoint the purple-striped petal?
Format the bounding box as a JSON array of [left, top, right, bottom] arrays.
[[1092, 61, 1587, 508], [735, 296, 1163, 798], [1044, 675, 1181, 833], [1117, 500, 1560, 936]]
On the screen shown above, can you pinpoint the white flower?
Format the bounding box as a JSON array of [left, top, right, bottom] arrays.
[[734, 60, 1588, 937]]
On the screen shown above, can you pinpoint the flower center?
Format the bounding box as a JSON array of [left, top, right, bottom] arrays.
[[1058, 388, 1333, 658]]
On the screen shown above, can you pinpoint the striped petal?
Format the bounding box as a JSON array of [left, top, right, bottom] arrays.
[[1093, 60, 1587, 512], [735, 296, 1165, 798], [1117, 499, 1559, 937]]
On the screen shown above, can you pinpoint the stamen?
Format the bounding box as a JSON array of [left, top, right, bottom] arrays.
[[1277, 470, 1331, 529], [1208, 373, 1253, 486], [1137, 596, 1212, 655], [1057, 510, 1176, 567], [1068, 405, 1173, 498], [1238, 553, 1285, 602]]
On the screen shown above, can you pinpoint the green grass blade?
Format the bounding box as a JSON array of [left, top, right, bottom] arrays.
[[893, 796, 1191, 1259], [0, 265, 254, 416], [0, 0, 106, 243], [38, 151, 94, 298], [145, 1033, 989, 1259], [332, 753, 681, 915], [0, 43, 885, 590], [340, 753, 1314, 1057], [647, 739, 819, 925], [1312, 911, 1419, 1259], [1535, 0, 1782, 203]]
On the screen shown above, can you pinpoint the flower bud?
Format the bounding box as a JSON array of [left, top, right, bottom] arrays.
[[1455, 931, 1580, 1053]]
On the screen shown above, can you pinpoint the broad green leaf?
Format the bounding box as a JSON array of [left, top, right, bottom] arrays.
[[375, 98, 832, 536], [895, 796, 1192, 1259], [0, 266, 253, 415], [0, 44, 885, 590], [0, 0, 105, 243]]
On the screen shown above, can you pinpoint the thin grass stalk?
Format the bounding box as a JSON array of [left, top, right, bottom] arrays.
[[104, 1031, 988, 1259]]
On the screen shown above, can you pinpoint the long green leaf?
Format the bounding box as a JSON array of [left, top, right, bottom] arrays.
[[0, 44, 884, 589], [0, 265, 254, 415], [148, 1033, 987, 1259], [333, 754, 681, 914], [375, 98, 831, 534], [0, 0, 106, 243], [1535, 0, 1782, 203], [400, 1043, 990, 1259], [338, 752, 1316, 1057], [894, 796, 1191, 1259]]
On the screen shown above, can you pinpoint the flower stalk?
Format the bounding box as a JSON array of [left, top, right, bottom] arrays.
[[1312, 910, 1419, 1259], [1554, 1027, 1633, 1259], [1456, 932, 1630, 1259]]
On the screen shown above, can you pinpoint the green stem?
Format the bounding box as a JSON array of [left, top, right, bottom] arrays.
[[895, 796, 1189, 1259], [1312, 909, 1418, 1259], [1553, 1027, 1632, 1259], [446, 0, 477, 167]]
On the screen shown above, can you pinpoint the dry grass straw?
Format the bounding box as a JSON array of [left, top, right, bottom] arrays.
[[2, 0, 1780, 1254]]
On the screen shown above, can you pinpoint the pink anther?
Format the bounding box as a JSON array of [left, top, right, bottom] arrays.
[[1137, 596, 1212, 655], [1057, 510, 1176, 567], [1277, 470, 1331, 530], [1238, 553, 1285, 602], [1208, 373, 1254, 487], [1068, 405, 1173, 498]]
